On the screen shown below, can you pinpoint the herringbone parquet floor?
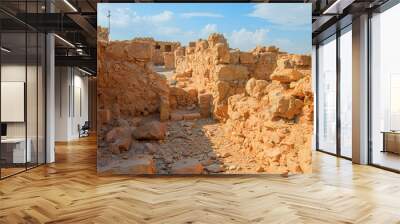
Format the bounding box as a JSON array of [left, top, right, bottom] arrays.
[[1, 136, 400, 224]]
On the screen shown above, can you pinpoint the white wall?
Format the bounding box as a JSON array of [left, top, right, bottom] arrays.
[[55, 67, 89, 141]]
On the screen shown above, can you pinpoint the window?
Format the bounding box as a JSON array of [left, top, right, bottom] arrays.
[[370, 3, 400, 171], [317, 35, 337, 154], [339, 26, 352, 158]]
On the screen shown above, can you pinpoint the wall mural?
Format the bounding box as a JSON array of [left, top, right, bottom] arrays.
[[97, 3, 313, 174]]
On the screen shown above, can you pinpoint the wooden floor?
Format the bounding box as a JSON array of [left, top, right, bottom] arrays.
[[1, 136, 400, 224]]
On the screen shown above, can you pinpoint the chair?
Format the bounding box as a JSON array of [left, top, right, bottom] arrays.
[[79, 121, 90, 138]]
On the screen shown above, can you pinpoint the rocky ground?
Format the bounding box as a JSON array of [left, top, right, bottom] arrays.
[[98, 112, 279, 175]]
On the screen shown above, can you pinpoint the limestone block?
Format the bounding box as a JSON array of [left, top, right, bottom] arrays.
[[230, 50, 240, 64], [110, 155, 156, 174], [269, 93, 303, 119], [270, 68, 303, 83], [183, 112, 201, 120], [163, 52, 175, 69], [214, 43, 230, 64], [107, 41, 152, 61], [239, 52, 256, 64], [214, 64, 249, 81], [132, 121, 167, 140], [245, 78, 269, 98], [171, 158, 204, 174], [198, 93, 213, 118], [160, 100, 170, 121]]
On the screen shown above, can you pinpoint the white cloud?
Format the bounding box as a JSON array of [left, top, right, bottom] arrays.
[[201, 24, 218, 37], [98, 7, 173, 28], [248, 4, 310, 26], [148, 11, 173, 23], [181, 12, 223, 18], [228, 28, 268, 51]]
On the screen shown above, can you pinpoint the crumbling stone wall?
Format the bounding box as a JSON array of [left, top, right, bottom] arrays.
[[133, 37, 180, 66], [97, 38, 170, 126], [172, 33, 313, 173], [174, 34, 280, 121], [222, 53, 313, 173]]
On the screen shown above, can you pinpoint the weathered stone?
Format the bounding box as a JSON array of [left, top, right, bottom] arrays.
[[239, 52, 256, 64], [163, 52, 175, 69], [214, 43, 230, 64], [106, 155, 156, 174], [105, 126, 133, 153], [160, 100, 170, 121], [107, 40, 152, 61], [198, 93, 212, 118], [171, 158, 204, 174], [170, 112, 183, 121], [196, 40, 208, 51], [245, 78, 269, 98], [269, 93, 303, 119], [270, 68, 303, 83], [230, 50, 240, 64], [183, 112, 201, 120], [208, 33, 228, 48], [206, 164, 225, 173], [132, 121, 167, 140], [292, 55, 311, 66], [214, 64, 249, 81]]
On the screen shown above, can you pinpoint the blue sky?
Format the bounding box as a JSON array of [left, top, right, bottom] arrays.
[[98, 3, 311, 54]]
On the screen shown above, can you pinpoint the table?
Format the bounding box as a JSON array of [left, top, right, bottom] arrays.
[[1, 138, 32, 164], [381, 131, 400, 154]]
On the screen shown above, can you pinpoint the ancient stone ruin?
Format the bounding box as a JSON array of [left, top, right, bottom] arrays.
[[97, 27, 313, 174]]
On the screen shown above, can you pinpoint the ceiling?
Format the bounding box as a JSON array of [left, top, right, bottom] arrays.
[[0, 0, 394, 74]]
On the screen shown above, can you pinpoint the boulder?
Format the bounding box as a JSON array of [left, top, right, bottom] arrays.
[[245, 78, 269, 98], [105, 127, 132, 145], [205, 164, 225, 173], [269, 93, 304, 119], [171, 159, 204, 174], [132, 121, 167, 140], [107, 155, 156, 174]]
